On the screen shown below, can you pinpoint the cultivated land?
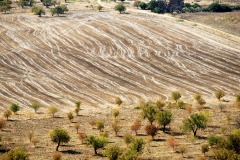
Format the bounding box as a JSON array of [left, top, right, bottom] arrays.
[[0, 6, 240, 109], [0, 1, 240, 160]]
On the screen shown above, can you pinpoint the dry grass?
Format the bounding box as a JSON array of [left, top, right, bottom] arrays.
[[0, 99, 239, 159], [178, 11, 240, 37]]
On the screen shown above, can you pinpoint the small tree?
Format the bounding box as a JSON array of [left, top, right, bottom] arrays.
[[197, 98, 206, 106], [75, 100, 81, 108], [181, 113, 207, 137], [48, 106, 59, 117], [27, 130, 34, 142], [131, 120, 141, 135], [29, 102, 41, 113], [114, 3, 126, 14], [123, 134, 134, 146], [167, 136, 178, 151], [96, 5, 103, 11], [86, 135, 108, 155], [139, 2, 147, 9], [215, 90, 225, 101], [3, 147, 28, 160], [0, 0, 12, 13], [74, 122, 80, 133], [51, 5, 68, 16], [201, 144, 209, 156], [112, 120, 121, 137], [155, 100, 165, 110], [75, 107, 80, 116], [178, 145, 187, 157], [10, 103, 20, 114], [112, 109, 119, 118], [194, 94, 201, 101], [177, 100, 185, 109], [67, 112, 74, 122], [171, 91, 181, 102], [218, 103, 226, 112], [52, 152, 62, 160], [157, 110, 172, 132], [129, 138, 145, 153], [31, 5, 45, 17], [3, 110, 12, 120], [145, 124, 158, 139], [142, 104, 157, 124], [31, 137, 39, 147], [78, 132, 86, 144], [49, 128, 71, 151], [105, 145, 121, 160], [115, 97, 122, 106], [97, 119, 105, 132], [0, 118, 6, 130]]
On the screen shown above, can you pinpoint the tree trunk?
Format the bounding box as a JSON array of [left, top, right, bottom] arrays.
[[163, 125, 166, 132], [56, 140, 61, 151], [193, 130, 197, 137], [94, 147, 97, 155]]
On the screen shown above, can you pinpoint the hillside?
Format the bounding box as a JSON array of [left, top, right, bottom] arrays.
[[0, 10, 240, 109]]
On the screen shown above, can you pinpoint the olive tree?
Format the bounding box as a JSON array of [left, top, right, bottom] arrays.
[[114, 3, 126, 14], [142, 103, 158, 124], [29, 102, 41, 113], [215, 90, 225, 101], [181, 113, 207, 137], [105, 145, 121, 160], [171, 91, 181, 102], [156, 110, 173, 132], [86, 135, 108, 155], [31, 5, 45, 17], [48, 106, 59, 117], [10, 103, 20, 114], [49, 128, 71, 151], [3, 110, 12, 120], [0, 0, 12, 13]]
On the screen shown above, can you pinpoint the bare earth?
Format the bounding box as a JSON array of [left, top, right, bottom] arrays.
[[0, 8, 240, 109], [0, 2, 240, 160], [178, 11, 240, 38]]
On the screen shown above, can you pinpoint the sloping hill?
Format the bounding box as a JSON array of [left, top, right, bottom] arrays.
[[0, 11, 240, 109]]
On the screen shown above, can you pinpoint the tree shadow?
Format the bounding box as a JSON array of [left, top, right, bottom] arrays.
[[196, 135, 207, 140], [61, 150, 81, 154], [153, 138, 165, 142]]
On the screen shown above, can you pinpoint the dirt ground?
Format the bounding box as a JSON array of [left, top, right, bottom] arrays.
[[178, 11, 240, 37], [0, 1, 240, 159], [0, 98, 239, 159]]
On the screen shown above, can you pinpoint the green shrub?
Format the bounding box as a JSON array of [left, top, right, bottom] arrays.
[[207, 135, 227, 147], [86, 135, 108, 155], [4, 147, 29, 160], [201, 144, 209, 155], [49, 128, 71, 151], [96, 119, 105, 132], [156, 110, 173, 132], [207, 3, 232, 12], [129, 138, 145, 153], [139, 2, 147, 10], [10, 103, 20, 113], [105, 145, 121, 160], [114, 3, 126, 14]]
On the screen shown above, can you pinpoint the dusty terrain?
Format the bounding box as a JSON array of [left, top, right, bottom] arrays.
[[0, 6, 240, 109], [178, 11, 240, 37], [0, 99, 239, 160], [0, 0, 240, 159]]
